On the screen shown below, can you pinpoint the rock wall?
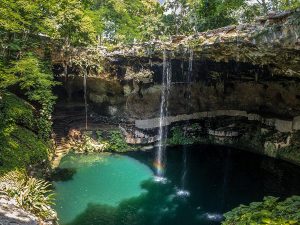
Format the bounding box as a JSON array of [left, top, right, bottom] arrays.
[[52, 10, 300, 165], [134, 110, 297, 133], [106, 10, 300, 77], [0, 197, 40, 225], [56, 75, 300, 120]]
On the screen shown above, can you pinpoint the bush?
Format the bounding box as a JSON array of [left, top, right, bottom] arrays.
[[96, 129, 134, 152], [71, 130, 135, 153], [168, 126, 195, 146], [278, 131, 300, 165], [72, 134, 109, 153], [223, 196, 300, 225], [107, 130, 132, 152], [0, 170, 56, 220], [0, 126, 49, 174], [0, 93, 50, 174]]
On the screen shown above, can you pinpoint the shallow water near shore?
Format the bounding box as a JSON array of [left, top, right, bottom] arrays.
[[53, 145, 300, 225]]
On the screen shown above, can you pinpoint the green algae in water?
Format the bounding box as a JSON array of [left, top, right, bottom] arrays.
[[53, 153, 153, 224]]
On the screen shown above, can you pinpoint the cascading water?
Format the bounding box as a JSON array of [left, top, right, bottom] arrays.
[[83, 71, 88, 130], [147, 46, 153, 66], [177, 49, 193, 197], [154, 49, 172, 180]]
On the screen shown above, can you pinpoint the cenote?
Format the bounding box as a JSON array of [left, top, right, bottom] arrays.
[[2, 2, 300, 225], [53, 145, 300, 225]]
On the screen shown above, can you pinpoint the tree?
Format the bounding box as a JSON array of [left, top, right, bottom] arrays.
[[47, 0, 97, 46], [8, 54, 57, 139], [162, 0, 246, 35], [246, 0, 300, 15], [162, 0, 196, 35], [83, 0, 162, 43], [194, 0, 245, 31]]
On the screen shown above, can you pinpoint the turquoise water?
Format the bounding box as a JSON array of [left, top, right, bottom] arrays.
[[53, 153, 153, 224], [53, 146, 300, 225]]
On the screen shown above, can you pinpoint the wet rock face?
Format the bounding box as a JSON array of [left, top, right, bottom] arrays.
[[57, 71, 300, 120]]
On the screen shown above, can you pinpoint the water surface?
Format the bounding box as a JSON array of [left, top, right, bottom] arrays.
[[53, 153, 153, 224], [54, 145, 300, 225]]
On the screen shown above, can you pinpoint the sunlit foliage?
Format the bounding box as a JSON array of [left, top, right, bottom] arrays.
[[0, 170, 55, 219], [223, 196, 300, 225]]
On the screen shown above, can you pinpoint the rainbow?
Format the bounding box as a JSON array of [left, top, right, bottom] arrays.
[[154, 161, 164, 174]]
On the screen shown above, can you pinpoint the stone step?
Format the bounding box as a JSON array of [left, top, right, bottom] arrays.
[[55, 150, 68, 154]]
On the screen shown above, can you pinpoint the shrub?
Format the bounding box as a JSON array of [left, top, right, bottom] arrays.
[[0, 170, 56, 220], [0, 93, 50, 174], [223, 196, 300, 225], [108, 130, 132, 152], [72, 130, 134, 153], [72, 134, 109, 153], [168, 126, 195, 146], [0, 126, 49, 174]]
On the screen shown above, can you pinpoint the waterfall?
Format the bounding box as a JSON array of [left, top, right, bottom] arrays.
[[188, 49, 193, 82], [155, 49, 172, 179], [83, 71, 88, 130], [147, 46, 153, 66], [186, 48, 193, 108], [177, 48, 193, 197]]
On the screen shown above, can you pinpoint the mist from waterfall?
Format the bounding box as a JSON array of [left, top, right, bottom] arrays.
[[177, 48, 193, 196], [155, 49, 172, 178]]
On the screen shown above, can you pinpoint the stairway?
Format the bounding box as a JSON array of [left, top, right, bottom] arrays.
[[52, 119, 71, 168]]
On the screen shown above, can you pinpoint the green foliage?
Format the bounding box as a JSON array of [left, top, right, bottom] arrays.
[[278, 131, 300, 165], [0, 93, 34, 128], [49, 0, 97, 46], [84, 0, 162, 43], [71, 129, 134, 153], [8, 54, 57, 139], [92, 129, 134, 152], [0, 93, 49, 174], [0, 126, 49, 174], [162, 0, 195, 35], [254, 0, 300, 12], [107, 130, 132, 152], [0, 0, 298, 47], [0, 61, 17, 90], [162, 0, 245, 35], [0, 170, 55, 219], [223, 196, 300, 225], [161, 0, 300, 35], [0, 55, 55, 174], [168, 126, 194, 145], [0, 0, 53, 33], [72, 133, 109, 153], [193, 0, 245, 32]]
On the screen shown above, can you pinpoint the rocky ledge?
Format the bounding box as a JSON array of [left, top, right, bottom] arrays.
[[108, 10, 300, 77], [0, 197, 41, 225], [51, 9, 300, 78]]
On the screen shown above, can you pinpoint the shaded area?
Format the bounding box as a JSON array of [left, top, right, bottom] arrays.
[[66, 180, 217, 225], [55, 145, 300, 225], [0, 197, 39, 225]]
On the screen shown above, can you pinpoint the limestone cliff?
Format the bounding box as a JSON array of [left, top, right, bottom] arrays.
[[51, 10, 300, 165]]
